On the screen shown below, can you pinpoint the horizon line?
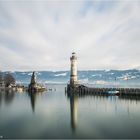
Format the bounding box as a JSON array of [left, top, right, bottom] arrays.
[[1, 68, 140, 72]]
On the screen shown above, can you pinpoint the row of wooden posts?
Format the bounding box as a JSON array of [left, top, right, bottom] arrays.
[[67, 84, 140, 96]]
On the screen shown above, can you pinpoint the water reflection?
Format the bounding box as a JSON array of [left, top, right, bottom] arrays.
[[4, 91, 15, 105], [70, 94, 78, 131], [0, 90, 15, 106], [67, 92, 78, 132], [0, 91, 3, 107], [119, 95, 140, 101], [28, 93, 37, 113], [28, 92, 45, 113], [66, 89, 140, 133], [1, 84, 140, 139]]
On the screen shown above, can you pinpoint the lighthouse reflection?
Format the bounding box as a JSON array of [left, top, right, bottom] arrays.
[[67, 91, 78, 132]]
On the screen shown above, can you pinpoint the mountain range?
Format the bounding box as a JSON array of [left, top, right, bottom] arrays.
[[1, 69, 140, 87]]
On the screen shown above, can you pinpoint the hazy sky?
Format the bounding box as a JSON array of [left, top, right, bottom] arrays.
[[0, 0, 140, 71]]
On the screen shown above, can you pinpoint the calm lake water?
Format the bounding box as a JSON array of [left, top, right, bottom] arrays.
[[0, 84, 140, 139]]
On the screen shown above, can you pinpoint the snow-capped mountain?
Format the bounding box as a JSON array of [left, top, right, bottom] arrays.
[[1, 69, 140, 87]]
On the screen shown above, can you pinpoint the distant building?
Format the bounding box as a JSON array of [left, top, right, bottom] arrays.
[[28, 71, 37, 92], [30, 71, 37, 86], [28, 71, 46, 93]]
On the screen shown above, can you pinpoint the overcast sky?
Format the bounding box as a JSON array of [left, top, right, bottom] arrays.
[[0, 0, 140, 71]]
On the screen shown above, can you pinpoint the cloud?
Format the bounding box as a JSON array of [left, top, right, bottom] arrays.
[[0, 0, 140, 71]]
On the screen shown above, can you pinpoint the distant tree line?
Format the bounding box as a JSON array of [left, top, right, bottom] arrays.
[[0, 72, 15, 87]]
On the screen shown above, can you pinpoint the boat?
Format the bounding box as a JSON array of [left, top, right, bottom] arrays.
[[107, 90, 120, 95]]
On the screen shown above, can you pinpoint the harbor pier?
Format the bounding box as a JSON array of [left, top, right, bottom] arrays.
[[67, 84, 140, 96], [67, 52, 140, 97]]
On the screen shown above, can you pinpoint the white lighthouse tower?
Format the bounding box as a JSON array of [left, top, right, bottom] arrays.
[[70, 52, 78, 86]]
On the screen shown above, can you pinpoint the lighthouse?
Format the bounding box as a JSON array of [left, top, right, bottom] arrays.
[[70, 52, 78, 86]]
